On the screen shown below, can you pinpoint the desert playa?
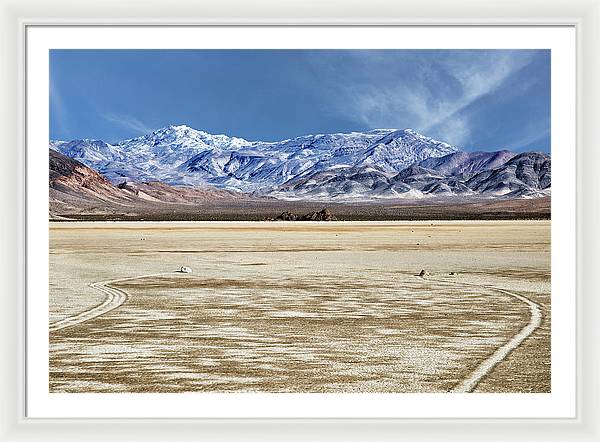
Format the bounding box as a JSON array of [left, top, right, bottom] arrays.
[[49, 221, 550, 393]]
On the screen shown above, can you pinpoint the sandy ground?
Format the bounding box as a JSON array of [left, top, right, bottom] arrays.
[[49, 221, 550, 393]]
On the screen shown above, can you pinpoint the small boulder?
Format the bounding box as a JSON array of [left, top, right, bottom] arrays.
[[418, 269, 429, 277]]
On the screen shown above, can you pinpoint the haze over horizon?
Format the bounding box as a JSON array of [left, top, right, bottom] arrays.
[[50, 49, 551, 153]]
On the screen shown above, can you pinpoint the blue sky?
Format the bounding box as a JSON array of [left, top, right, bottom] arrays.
[[50, 49, 550, 152]]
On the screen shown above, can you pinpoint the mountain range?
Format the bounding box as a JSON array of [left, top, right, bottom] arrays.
[[50, 125, 551, 201], [49, 148, 261, 220]]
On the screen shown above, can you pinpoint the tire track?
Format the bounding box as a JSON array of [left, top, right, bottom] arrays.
[[421, 276, 543, 393], [49, 273, 171, 332]]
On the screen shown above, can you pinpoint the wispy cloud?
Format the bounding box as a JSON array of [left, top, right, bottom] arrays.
[[101, 113, 154, 135], [305, 50, 538, 147], [502, 127, 550, 152], [50, 75, 71, 139]]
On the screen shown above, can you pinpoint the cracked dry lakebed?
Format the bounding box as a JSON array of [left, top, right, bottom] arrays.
[[49, 221, 551, 393]]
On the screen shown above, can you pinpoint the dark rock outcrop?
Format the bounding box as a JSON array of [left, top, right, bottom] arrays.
[[271, 208, 337, 221], [299, 208, 337, 221], [275, 211, 298, 221]]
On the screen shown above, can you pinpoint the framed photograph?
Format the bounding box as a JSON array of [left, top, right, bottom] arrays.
[[1, 0, 599, 441]]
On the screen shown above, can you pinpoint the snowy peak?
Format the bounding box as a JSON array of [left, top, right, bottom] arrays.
[[376, 128, 454, 149], [118, 124, 251, 152], [356, 129, 457, 174], [50, 139, 123, 164]]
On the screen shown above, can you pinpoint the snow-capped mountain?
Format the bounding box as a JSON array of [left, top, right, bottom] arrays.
[[49, 125, 550, 200], [269, 151, 550, 200], [416, 150, 517, 178], [465, 152, 551, 198], [49, 139, 126, 164], [50, 125, 455, 189]]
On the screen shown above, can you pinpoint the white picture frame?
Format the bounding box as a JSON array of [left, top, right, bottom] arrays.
[[1, 0, 599, 440]]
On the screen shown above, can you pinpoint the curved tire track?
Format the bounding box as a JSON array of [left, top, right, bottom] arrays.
[[421, 276, 543, 393], [49, 273, 171, 332]]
